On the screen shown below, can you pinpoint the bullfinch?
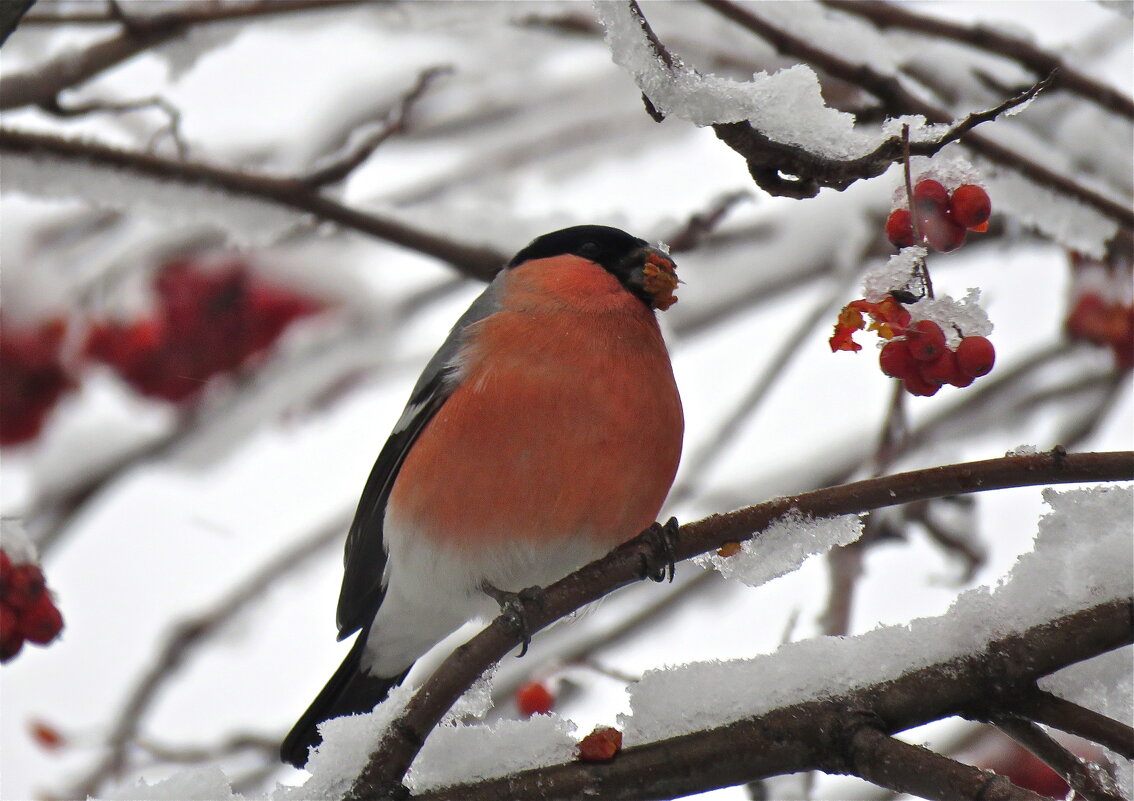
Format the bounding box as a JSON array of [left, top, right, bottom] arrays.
[[281, 225, 683, 768]]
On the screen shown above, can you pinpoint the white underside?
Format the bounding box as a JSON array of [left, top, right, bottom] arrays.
[[362, 508, 611, 676]]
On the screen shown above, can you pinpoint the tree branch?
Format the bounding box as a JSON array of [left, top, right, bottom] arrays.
[[1013, 690, 1134, 760], [300, 65, 452, 188], [841, 726, 1050, 801], [408, 599, 1132, 801], [992, 715, 1124, 801], [0, 127, 507, 280], [693, 0, 1134, 231], [346, 449, 1133, 797], [819, 0, 1134, 120], [0, 0, 375, 110]]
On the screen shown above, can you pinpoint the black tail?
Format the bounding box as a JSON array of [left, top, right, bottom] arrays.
[[280, 635, 411, 769]]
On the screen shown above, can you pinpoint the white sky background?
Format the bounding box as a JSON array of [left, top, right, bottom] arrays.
[[0, 2, 1131, 799]]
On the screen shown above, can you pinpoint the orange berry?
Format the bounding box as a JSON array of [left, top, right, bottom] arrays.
[[578, 726, 623, 762]]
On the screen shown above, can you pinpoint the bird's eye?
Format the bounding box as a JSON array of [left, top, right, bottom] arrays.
[[577, 242, 599, 259]]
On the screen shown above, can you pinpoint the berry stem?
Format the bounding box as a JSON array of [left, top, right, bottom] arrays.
[[900, 125, 935, 299]]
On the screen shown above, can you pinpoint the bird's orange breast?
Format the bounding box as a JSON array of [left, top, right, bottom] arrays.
[[386, 255, 683, 554]]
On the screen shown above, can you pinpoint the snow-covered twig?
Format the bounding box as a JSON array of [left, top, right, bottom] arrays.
[[406, 599, 1132, 801], [1, 0, 374, 110], [345, 450, 1133, 797], [820, 0, 1134, 120], [0, 127, 507, 279], [691, 0, 1134, 231]]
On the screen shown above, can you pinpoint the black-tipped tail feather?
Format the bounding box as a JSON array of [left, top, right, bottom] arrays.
[[281, 635, 411, 769]]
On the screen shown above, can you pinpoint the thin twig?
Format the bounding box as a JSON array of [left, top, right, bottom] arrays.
[[300, 66, 452, 188], [1, 0, 376, 111], [993, 715, 1125, 801], [39, 95, 188, 158], [819, 0, 1134, 120], [0, 127, 507, 280], [1013, 690, 1134, 760], [694, 0, 1133, 230]]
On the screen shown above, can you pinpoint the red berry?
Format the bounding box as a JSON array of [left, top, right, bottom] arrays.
[[885, 209, 915, 248], [948, 371, 975, 388], [0, 550, 11, 584], [956, 336, 996, 378], [1, 604, 22, 662], [921, 214, 968, 253], [20, 593, 63, 645], [919, 349, 959, 386], [950, 184, 991, 229], [906, 320, 947, 362], [1066, 294, 1108, 342], [902, 373, 941, 397], [516, 681, 555, 716], [879, 340, 918, 379], [913, 179, 950, 211], [577, 726, 623, 762], [3, 564, 45, 610], [1, 631, 23, 662]]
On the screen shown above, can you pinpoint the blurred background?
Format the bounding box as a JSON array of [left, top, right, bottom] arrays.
[[0, 1, 1130, 798]]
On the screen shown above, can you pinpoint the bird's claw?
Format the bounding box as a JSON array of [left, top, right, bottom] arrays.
[[483, 583, 545, 657], [639, 516, 680, 583]]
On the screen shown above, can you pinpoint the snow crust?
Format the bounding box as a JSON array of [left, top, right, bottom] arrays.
[[987, 171, 1118, 258], [1, 152, 301, 248], [595, 1, 945, 161], [695, 511, 863, 588], [622, 486, 1133, 746]]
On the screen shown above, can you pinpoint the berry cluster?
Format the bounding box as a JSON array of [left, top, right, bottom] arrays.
[[1, 257, 324, 446], [87, 259, 323, 403], [831, 296, 995, 397], [1, 551, 64, 662], [887, 180, 991, 253], [0, 318, 73, 446], [879, 324, 995, 397]]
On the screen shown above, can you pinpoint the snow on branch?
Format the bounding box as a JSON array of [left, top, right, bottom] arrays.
[[341, 449, 1132, 797], [0, 127, 507, 278], [596, 0, 1133, 239]]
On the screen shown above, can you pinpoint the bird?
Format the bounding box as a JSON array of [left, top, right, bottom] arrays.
[[281, 224, 684, 768]]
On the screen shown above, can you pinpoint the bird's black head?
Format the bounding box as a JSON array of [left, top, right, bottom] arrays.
[[507, 225, 678, 310]]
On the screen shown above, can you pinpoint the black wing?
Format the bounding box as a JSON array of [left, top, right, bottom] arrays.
[[334, 278, 505, 639], [335, 370, 453, 638]]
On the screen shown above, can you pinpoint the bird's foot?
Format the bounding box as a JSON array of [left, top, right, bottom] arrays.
[[482, 583, 545, 657], [639, 516, 680, 583]]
